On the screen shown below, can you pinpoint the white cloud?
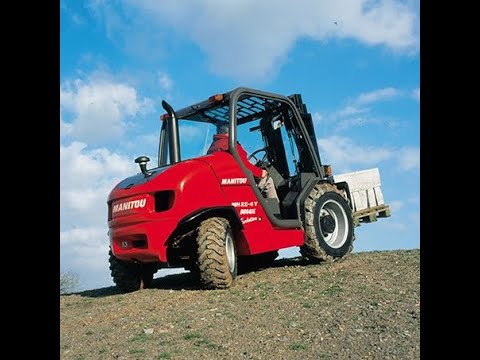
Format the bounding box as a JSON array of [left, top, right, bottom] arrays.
[[412, 87, 420, 101], [60, 113, 73, 136], [134, 133, 159, 151], [318, 135, 419, 173], [312, 112, 323, 124], [389, 200, 404, 212], [334, 116, 400, 131], [87, 0, 125, 40], [60, 141, 137, 227], [321, 87, 403, 132], [318, 135, 392, 172], [60, 227, 114, 290], [60, 142, 140, 290], [60, 73, 154, 143], [337, 105, 371, 117], [158, 71, 173, 92], [396, 147, 419, 171], [61, 227, 109, 269], [91, 0, 418, 81], [335, 116, 380, 131], [59, 70, 163, 290], [354, 87, 401, 105], [61, 1, 85, 26]]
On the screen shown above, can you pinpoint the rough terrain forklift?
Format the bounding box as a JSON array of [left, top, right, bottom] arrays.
[[107, 87, 390, 291]]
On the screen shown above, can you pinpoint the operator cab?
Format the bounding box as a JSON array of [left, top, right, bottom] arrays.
[[157, 88, 328, 227], [243, 100, 322, 220]]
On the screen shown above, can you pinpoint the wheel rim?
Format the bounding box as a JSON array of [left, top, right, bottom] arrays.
[[225, 232, 235, 272], [318, 199, 348, 249]]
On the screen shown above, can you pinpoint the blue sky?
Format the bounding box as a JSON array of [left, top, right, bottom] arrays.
[[60, 0, 420, 291]]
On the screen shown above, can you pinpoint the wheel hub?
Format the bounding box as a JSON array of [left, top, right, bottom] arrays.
[[225, 233, 235, 272], [321, 214, 336, 233]]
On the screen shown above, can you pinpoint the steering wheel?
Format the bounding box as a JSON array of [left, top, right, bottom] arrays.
[[248, 147, 269, 168]]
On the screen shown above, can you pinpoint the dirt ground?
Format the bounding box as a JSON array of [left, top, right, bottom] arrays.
[[60, 249, 420, 359]]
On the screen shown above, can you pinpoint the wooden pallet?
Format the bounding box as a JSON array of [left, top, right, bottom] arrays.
[[353, 205, 391, 226]]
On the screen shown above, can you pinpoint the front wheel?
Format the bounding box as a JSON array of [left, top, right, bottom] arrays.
[[301, 183, 354, 261], [196, 217, 237, 289]]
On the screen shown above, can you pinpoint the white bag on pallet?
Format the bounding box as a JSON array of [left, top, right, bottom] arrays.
[[333, 168, 385, 212]]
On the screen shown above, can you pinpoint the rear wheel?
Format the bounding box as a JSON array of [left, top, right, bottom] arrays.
[[108, 249, 157, 293], [301, 183, 354, 261], [196, 217, 237, 289]]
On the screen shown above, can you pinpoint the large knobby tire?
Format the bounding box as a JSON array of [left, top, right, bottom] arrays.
[[300, 183, 354, 262], [108, 249, 157, 293], [196, 217, 237, 289]]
